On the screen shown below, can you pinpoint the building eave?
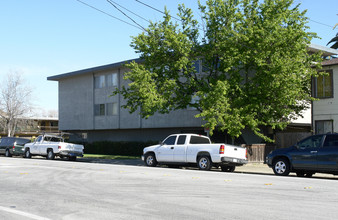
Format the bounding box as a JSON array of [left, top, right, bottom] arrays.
[[308, 44, 338, 57], [47, 58, 142, 81]]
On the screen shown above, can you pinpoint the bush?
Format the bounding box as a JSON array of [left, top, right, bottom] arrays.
[[83, 141, 157, 156]]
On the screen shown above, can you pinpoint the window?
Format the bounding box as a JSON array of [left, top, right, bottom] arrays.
[[36, 136, 43, 143], [177, 135, 187, 145], [193, 60, 200, 74], [94, 75, 105, 89], [323, 135, 338, 147], [94, 104, 105, 116], [315, 120, 333, 134], [107, 103, 118, 115], [107, 73, 118, 87], [297, 135, 323, 149], [189, 135, 210, 144], [163, 136, 176, 145], [313, 70, 333, 98]]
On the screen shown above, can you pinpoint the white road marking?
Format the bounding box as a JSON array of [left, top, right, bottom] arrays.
[[0, 206, 51, 220]]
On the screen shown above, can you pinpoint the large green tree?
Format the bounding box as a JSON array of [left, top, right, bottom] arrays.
[[115, 0, 322, 141]]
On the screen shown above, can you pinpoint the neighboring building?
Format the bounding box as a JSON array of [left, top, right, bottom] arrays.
[[47, 44, 337, 145], [0, 117, 59, 138], [312, 58, 338, 134]]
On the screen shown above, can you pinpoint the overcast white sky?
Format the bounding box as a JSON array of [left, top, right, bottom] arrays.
[[0, 0, 337, 116]]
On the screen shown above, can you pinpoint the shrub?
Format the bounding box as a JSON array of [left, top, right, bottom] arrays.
[[83, 141, 157, 156]]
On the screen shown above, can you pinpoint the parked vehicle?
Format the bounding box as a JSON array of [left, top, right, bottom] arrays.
[[0, 137, 31, 157], [142, 133, 248, 171], [266, 133, 338, 177], [23, 134, 84, 161]]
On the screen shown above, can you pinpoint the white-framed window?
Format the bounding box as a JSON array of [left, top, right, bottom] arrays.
[[312, 70, 333, 99], [106, 103, 118, 115], [107, 73, 118, 87], [94, 104, 105, 116], [94, 75, 105, 89], [315, 120, 333, 134]]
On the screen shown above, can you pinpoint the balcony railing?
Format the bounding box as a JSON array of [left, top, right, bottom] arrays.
[[15, 126, 59, 134]]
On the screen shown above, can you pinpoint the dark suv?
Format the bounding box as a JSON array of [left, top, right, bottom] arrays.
[[0, 137, 31, 157], [266, 133, 338, 177]]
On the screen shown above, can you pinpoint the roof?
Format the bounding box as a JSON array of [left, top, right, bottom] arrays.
[[47, 58, 142, 81], [322, 58, 338, 66], [47, 44, 338, 82], [308, 44, 338, 57]]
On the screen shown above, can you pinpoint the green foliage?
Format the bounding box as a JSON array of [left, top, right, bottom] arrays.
[[84, 141, 157, 156], [115, 0, 323, 142]]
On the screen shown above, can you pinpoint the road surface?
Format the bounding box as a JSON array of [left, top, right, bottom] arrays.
[[0, 157, 337, 219]]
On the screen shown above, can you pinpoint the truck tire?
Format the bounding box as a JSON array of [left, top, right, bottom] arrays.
[[47, 149, 55, 160], [24, 149, 31, 158], [221, 165, 235, 172], [197, 156, 212, 171], [5, 149, 12, 157], [272, 158, 290, 176], [144, 153, 158, 167]]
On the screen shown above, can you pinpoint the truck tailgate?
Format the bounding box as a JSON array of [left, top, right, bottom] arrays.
[[66, 144, 84, 152], [223, 144, 246, 160]]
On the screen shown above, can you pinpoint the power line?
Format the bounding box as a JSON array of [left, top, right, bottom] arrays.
[[135, 0, 181, 22], [107, 0, 150, 23], [106, 0, 147, 31], [309, 19, 335, 29], [75, 0, 143, 31]]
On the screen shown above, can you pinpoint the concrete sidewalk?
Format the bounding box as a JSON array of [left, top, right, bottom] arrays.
[[236, 163, 273, 174]]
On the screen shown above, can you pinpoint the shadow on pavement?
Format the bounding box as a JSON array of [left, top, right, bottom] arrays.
[[37, 156, 338, 180]]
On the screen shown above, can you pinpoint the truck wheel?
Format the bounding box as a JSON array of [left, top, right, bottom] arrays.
[[221, 165, 235, 172], [144, 153, 158, 167], [272, 158, 290, 176], [47, 149, 55, 160], [24, 149, 31, 158], [197, 156, 212, 171], [5, 149, 12, 157]]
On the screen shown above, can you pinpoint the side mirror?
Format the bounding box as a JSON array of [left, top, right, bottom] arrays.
[[159, 141, 163, 146]]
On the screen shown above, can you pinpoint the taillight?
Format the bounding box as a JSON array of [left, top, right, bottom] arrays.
[[219, 145, 225, 154], [58, 146, 61, 150], [245, 148, 248, 159], [12, 146, 15, 149]]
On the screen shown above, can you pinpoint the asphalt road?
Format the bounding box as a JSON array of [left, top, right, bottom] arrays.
[[0, 157, 338, 220]]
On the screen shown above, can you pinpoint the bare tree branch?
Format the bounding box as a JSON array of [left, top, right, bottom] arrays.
[[0, 71, 33, 137]]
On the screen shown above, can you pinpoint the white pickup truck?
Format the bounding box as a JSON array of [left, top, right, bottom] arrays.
[[23, 134, 84, 161], [142, 134, 248, 171]]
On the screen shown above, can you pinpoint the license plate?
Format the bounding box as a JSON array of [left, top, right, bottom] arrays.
[[233, 158, 238, 163]]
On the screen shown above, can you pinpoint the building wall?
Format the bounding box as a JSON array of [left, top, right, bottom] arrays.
[[58, 65, 204, 142], [59, 73, 94, 130], [312, 64, 338, 133]]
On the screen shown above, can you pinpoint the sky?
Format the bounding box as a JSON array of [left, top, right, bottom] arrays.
[[0, 0, 337, 116]]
